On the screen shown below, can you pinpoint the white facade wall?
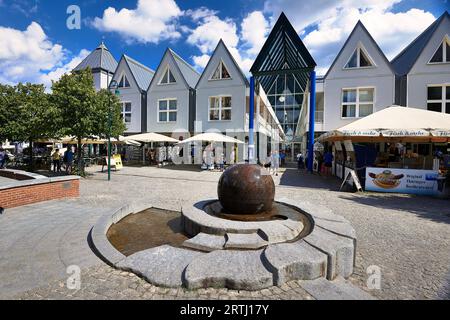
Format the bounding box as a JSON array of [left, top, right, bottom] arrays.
[[407, 18, 450, 109], [324, 24, 395, 131], [93, 71, 113, 91], [111, 60, 143, 134], [147, 54, 191, 134]]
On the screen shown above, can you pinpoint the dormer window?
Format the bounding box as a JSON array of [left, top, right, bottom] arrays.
[[344, 45, 374, 69], [159, 66, 176, 84], [210, 60, 231, 80], [118, 74, 130, 88], [429, 36, 450, 63]]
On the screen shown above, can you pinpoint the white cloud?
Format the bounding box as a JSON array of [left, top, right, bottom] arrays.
[[187, 9, 271, 75], [241, 11, 270, 56], [39, 49, 90, 88], [92, 0, 183, 44], [264, 0, 436, 75], [185, 7, 218, 21], [0, 22, 64, 70], [192, 54, 210, 69], [187, 15, 239, 54], [0, 22, 88, 88]]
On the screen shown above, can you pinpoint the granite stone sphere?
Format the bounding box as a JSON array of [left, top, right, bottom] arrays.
[[218, 164, 275, 215]]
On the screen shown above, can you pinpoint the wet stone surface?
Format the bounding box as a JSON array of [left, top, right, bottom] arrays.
[[107, 208, 189, 256]]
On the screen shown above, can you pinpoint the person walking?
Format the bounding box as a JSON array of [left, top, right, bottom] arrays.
[[297, 153, 305, 170], [270, 150, 280, 176], [52, 149, 61, 173], [229, 147, 236, 166], [323, 149, 333, 177], [64, 147, 74, 174], [0, 148, 5, 169], [280, 150, 286, 167]]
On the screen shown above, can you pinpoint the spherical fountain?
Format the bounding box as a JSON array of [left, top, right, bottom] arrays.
[[218, 164, 275, 215], [92, 163, 358, 291]]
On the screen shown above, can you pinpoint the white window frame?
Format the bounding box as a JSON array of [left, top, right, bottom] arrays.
[[118, 73, 131, 88], [209, 59, 232, 81], [341, 87, 375, 119], [343, 43, 376, 70], [427, 84, 450, 114], [208, 95, 232, 121], [121, 101, 132, 124], [158, 65, 177, 85], [157, 98, 178, 123], [428, 35, 450, 64]]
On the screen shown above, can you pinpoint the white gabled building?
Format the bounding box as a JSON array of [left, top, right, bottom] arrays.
[[392, 11, 450, 112], [322, 20, 396, 131], [146, 48, 200, 139], [111, 55, 154, 134], [297, 12, 449, 155], [196, 40, 284, 162]]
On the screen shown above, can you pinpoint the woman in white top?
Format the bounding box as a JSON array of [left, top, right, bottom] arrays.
[[271, 150, 280, 176]]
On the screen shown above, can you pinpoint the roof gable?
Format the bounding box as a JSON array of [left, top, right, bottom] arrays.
[[73, 42, 118, 74], [123, 55, 154, 92], [112, 57, 138, 91], [196, 39, 249, 89], [324, 21, 394, 79], [250, 12, 316, 93], [147, 48, 200, 91], [391, 11, 449, 76]]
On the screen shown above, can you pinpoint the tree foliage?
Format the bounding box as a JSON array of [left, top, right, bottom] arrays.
[[0, 68, 126, 174], [51, 68, 125, 174]]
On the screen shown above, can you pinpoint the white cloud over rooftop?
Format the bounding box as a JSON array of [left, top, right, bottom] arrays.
[[0, 22, 88, 88], [92, 0, 183, 44]]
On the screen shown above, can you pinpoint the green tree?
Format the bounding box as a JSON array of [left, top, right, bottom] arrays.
[[0, 83, 58, 171], [95, 89, 126, 139], [51, 68, 125, 174], [0, 84, 16, 143]]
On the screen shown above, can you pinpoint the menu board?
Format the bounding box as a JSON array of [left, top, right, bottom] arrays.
[[343, 140, 354, 152]]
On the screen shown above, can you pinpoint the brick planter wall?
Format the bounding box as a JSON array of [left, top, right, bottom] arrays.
[[0, 173, 80, 209]]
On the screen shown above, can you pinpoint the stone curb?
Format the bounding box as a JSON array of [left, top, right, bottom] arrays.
[[181, 199, 304, 245], [90, 199, 357, 290], [0, 174, 80, 191], [90, 202, 152, 266]]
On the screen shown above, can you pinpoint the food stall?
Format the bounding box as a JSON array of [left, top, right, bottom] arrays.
[[318, 106, 450, 197]]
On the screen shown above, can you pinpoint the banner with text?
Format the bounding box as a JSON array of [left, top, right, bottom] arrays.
[[365, 167, 439, 196]]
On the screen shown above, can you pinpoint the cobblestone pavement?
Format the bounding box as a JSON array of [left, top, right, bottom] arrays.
[[15, 264, 314, 300], [1, 165, 450, 300]]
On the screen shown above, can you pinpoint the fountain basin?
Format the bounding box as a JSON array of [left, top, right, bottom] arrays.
[[181, 200, 310, 247]]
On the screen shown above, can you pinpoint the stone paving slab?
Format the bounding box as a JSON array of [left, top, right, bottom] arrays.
[[263, 240, 328, 285], [304, 228, 355, 280], [0, 200, 108, 299], [117, 245, 204, 288], [300, 277, 376, 300], [314, 218, 357, 239], [183, 233, 226, 252], [184, 249, 273, 291], [224, 233, 268, 249]]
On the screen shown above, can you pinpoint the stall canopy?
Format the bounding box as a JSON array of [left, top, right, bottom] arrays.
[[319, 106, 450, 142], [123, 132, 179, 143], [180, 133, 244, 144]]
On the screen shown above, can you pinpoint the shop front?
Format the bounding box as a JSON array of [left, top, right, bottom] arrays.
[[319, 106, 450, 198]]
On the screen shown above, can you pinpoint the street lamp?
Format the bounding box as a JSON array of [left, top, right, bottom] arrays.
[[108, 80, 120, 181]]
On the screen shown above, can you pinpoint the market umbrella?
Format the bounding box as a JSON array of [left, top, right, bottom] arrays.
[[117, 135, 141, 146], [179, 132, 244, 144], [318, 106, 450, 142], [123, 132, 179, 143]]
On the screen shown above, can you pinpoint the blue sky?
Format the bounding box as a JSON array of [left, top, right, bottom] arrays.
[[0, 0, 448, 87]]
